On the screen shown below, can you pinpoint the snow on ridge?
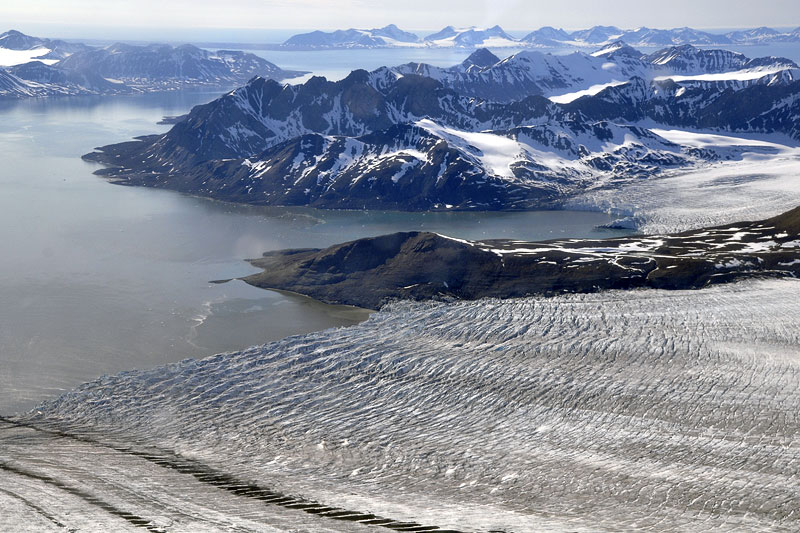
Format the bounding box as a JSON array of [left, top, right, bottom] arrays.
[[650, 129, 799, 151], [548, 80, 627, 103], [654, 67, 796, 83]]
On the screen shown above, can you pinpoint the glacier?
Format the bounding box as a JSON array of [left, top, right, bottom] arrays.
[[4, 279, 799, 532], [569, 130, 800, 233]]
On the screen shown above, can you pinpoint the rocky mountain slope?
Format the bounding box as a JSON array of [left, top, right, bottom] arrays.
[[83, 70, 566, 167], [86, 118, 708, 210], [566, 76, 800, 139], [0, 29, 90, 63], [244, 206, 800, 309]]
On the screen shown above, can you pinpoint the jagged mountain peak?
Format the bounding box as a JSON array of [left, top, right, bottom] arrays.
[[461, 48, 500, 70]]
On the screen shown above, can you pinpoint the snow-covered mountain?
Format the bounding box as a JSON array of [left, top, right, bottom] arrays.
[[520, 26, 573, 47], [86, 116, 719, 211], [423, 25, 519, 48], [531, 25, 800, 47], [385, 47, 643, 102], [86, 70, 565, 167], [726, 26, 782, 44], [646, 44, 794, 73], [382, 43, 796, 103], [0, 62, 129, 99], [0, 30, 306, 99], [56, 43, 304, 85], [81, 39, 800, 211], [280, 25, 800, 50], [0, 68, 43, 98], [568, 26, 624, 45], [82, 47, 800, 212], [567, 74, 800, 140], [0, 29, 90, 66], [620, 27, 728, 46], [280, 24, 522, 49], [9, 61, 127, 94], [282, 25, 420, 49]]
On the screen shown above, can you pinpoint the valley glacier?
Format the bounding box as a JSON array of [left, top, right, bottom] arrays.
[[4, 279, 799, 532], [571, 129, 800, 233]]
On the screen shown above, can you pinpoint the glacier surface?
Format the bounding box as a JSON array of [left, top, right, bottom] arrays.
[[5, 279, 799, 532]]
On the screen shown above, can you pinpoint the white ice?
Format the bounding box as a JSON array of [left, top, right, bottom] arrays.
[[0, 46, 58, 66], [9, 279, 800, 532]]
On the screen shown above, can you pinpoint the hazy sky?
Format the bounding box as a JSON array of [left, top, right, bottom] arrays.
[[3, 0, 799, 36]]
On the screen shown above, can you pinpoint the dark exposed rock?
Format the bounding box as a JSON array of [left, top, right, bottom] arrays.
[[566, 77, 800, 139]]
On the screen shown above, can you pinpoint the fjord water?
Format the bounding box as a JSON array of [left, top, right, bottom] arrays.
[[0, 91, 627, 414]]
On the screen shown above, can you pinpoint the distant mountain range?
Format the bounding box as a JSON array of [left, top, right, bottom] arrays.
[[0, 30, 306, 99], [279, 24, 800, 49], [83, 43, 800, 212], [384, 42, 797, 102]]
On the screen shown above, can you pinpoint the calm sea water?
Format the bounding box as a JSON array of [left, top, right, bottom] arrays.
[[0, 90, 627, 413]]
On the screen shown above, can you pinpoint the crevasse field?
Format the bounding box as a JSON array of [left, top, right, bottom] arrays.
[[3, 279, 798, 532]]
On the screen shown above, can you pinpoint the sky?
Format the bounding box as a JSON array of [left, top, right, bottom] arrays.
[[2, 0, 799, 41]]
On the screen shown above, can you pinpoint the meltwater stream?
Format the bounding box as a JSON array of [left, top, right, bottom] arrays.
[[4, 279, 798, 532]]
